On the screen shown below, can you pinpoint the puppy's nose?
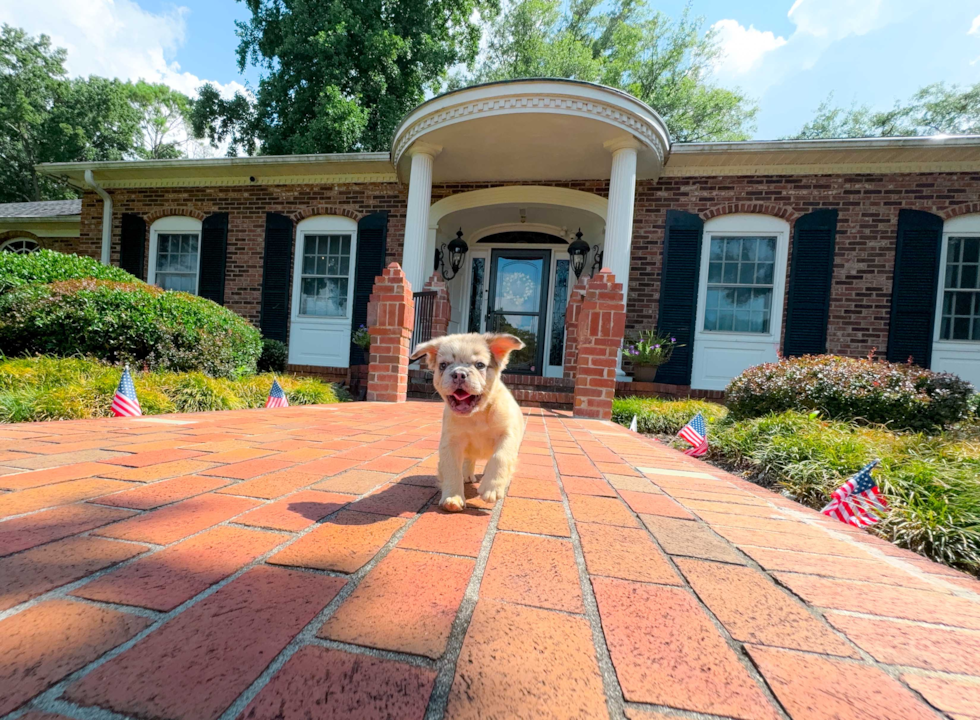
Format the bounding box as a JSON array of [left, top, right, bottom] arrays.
[[451, 369, 468, 384]]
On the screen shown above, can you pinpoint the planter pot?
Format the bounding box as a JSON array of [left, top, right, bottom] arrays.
[[632, 364, 660, 383]]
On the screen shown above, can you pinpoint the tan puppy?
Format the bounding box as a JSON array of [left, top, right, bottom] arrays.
[[410, 332, 526, 512]]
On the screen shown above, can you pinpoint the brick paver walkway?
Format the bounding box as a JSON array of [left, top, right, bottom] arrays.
[[1, 402, 979, 720]]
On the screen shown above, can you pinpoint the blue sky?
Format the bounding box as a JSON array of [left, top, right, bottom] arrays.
[[2, 0, 979, 141]]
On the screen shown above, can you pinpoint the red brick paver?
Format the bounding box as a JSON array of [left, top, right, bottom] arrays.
[[1, 402, 977, 720]]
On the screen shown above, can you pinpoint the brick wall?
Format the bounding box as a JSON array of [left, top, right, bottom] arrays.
[[77, 171, 980, 361]]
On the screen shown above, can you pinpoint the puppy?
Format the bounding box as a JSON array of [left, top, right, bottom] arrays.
[[410, 332, 525, 512]]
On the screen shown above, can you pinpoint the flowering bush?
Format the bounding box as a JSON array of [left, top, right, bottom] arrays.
[[725, 354, 975, 431], [352, 325, 371, 351], [623, 330, 683, 366]]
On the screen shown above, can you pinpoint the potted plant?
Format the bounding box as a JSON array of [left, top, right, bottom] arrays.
[[352, 325, 371, 353], [623, 330, 684, 383]]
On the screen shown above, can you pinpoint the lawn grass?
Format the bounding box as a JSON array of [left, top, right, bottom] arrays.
[[613, 396, 980, 574], [0, 356, 345, 422]]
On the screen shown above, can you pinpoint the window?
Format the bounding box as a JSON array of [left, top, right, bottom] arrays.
[[703, 235, 777, 333], [299, 234, 351, 316], [940, 236, 980, 341], [149, 216, 202, 294], [0, 238, 39, 254]]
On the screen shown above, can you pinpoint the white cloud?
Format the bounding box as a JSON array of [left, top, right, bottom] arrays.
[[711, 19, 787, 75], [970, 14, 980, 35], [0, 0, 245, 99]]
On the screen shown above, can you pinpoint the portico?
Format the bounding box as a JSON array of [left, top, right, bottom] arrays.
[[390, 79, 670, 376]]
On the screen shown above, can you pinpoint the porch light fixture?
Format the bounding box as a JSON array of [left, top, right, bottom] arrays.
[[436, 228, 469, 280], [567, 229, 590, 279]]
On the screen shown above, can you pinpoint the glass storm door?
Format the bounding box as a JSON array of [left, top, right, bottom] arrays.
[[487, 249, 551, 374]]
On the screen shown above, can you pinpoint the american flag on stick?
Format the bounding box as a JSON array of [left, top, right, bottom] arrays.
[[111, 365, 142, 417], [821, 460, 889, 527], [678, 412, 708, 457], [265, 378, 289, 408]]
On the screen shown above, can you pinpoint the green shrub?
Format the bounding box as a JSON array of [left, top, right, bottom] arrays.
[[612, 396, 727, 434], [0, 249, 136, 293], [258, 338, 288, 373], [0, 356, 344, 422], [726, 354, 974, 431], [0, 279, 262, 378], [712, 412, 980, 571]]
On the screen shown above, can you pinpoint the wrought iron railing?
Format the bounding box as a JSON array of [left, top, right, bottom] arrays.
[[411, 290, 436, 354]]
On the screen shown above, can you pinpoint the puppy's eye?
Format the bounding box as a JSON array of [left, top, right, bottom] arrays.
[[439, 362, 449, 371], [475, 362, 486, 370]]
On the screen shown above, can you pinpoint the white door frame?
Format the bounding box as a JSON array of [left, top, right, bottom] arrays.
[[287, 215, 358, 368], [691, 214, 791, 391], [932, 214, 980, 388]]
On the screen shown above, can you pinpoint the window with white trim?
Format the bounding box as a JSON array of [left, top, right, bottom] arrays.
[[0, 237, 40, 254], [148, 216, 202, 294], [703, 235, 777, 334], [299, 233, 352, 317], [940, 235, 980, 341]]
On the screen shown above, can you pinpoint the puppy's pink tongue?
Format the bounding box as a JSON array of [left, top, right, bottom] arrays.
[[452, 389, 471, 400]]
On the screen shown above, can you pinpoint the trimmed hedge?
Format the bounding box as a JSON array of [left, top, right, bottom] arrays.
[[0, 356, 345, 422], [0, 279, 262, 378], [726, 355, 974, 431], [0, 249, 137, 293], [258, 338, 288, 373]]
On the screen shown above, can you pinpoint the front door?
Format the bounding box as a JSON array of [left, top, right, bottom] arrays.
[[487, 249, 551, 374]]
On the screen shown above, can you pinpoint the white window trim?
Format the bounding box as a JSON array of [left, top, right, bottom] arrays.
[[291, 215, 358, 323], [934, 214, 980, 346], [695, 214, 790, 344], [147, 216, 203, 294], [0, 237, 40, 253]]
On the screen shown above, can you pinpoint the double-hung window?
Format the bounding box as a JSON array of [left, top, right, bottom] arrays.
[[939, 236, 980, 341], [149, 216, 202, 294], [299, 234, 352, 317], [703, 235, 777, 334]]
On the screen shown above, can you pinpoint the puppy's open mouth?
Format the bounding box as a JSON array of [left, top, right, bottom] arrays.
[[447, 388, 481, 414]]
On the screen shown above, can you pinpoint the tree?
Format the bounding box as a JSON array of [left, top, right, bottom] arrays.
[[456, 0, 758, 142], [792, 83, 980, 140], [193, 0, 494, 156], [0, 26, 195, 202]]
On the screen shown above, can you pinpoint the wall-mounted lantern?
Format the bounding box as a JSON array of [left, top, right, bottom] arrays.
[[436, 228, 469, 280], [567, 229, 602, 279]]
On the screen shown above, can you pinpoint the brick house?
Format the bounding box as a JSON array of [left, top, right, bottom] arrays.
[[32, 79, 980, 394]]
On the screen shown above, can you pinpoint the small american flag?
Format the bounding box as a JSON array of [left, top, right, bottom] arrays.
[[265, 378, 289, 408], [821, 460, 889, 527], [629, 415, 638, 432], [111, 366, 142, 417], [678, 412, 707, 457]]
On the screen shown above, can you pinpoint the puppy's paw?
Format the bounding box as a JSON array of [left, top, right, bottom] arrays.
[[478, 478, 507, 504], [464, 474, 477, 485], [440, 495, 465, 513]]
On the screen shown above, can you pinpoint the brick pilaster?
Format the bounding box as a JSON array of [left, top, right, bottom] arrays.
[[563, 277, 588, 380], [573, 268, 626, 420], [366, 263, 415, 403], [423, 273, 451, 338]]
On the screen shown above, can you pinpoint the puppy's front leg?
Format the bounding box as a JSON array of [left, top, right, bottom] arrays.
[[478, 432, 521, 503], [438, 442, 466, 513]]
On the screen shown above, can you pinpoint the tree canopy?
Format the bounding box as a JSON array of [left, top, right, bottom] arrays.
[[791, 83, 980, 140], [0, 25, 194, 202], [192, 0, 493, 156]]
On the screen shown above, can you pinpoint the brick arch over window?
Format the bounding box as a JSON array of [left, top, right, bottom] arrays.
[[290, 205, 364, 223], [941, 203, 980, 221], [699, 203, 801, 223], [143, 208, 207, 224], [0, 230, 42, 245]]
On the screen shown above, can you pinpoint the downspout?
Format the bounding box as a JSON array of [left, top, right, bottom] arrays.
[[84, 169, 112, 265]]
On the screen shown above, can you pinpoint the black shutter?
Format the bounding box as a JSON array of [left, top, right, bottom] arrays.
[[655, 210, 704, 385], [259, 213, 294, 343], [350, 212, 389, 365], [199, 213, 228, 304], [119, 213, 145, 280], [784, 208, 838, 357], [887, 209, 943, 367]]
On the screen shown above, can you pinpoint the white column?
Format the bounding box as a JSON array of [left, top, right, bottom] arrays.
[[401, 142, 441, 292], [603, 137, 641, 379], [602, 137, 641, 298]]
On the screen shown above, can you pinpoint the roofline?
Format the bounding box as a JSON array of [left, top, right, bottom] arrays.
[[673, 135, 980, 154], [0, 215, 80, 223], [36, 151, 392, 177]]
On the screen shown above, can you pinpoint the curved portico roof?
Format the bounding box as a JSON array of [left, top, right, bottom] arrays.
[[390, 78, 672, 184]]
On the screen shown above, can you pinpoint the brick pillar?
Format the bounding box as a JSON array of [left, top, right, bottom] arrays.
[[423, 272, 451, 338], [563, 277, 588, 380], [573, 268, 626, 420], [366, 263, 415, 403]]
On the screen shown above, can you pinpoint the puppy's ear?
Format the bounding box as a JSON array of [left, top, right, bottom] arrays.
[[410, 338, 442, 368], [484, 333, 525, 367]]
